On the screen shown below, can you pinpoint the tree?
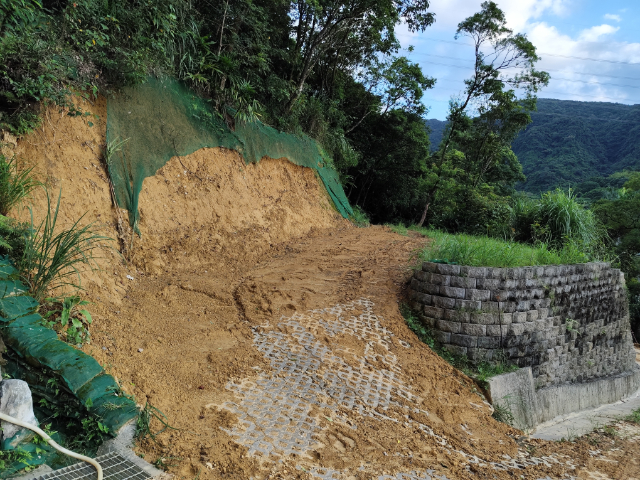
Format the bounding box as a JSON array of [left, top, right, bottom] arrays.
[[346, 55, 435, 133], [416, 1, 548, 227], [594, 172, 640, 340], [285, 0, 434, 112]]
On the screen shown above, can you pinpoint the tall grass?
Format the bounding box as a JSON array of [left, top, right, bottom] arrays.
[[413, 228, 592, 267], [509, 189, 606, 258], [19, 191, 111, 301], [0, 154, 40, 216], [536, 189, 604, 249]]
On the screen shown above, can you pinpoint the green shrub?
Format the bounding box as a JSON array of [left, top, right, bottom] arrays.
[[413, 228, 593, 267], [350, 205, 370, 228], [0, 214, 29, 258], [0, 154, 40, 215], [509, 189, 606, 258], [19, 190, 111, 301], [40, 295, 93, 346]]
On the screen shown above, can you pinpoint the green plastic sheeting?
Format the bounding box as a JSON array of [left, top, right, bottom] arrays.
[[106, 77, 353, 232]]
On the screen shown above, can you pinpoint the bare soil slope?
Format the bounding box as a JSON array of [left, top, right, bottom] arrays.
[[8, 97, 640, 480]]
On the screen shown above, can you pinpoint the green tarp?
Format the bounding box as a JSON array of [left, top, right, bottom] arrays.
[[106, 77, 353, 232]]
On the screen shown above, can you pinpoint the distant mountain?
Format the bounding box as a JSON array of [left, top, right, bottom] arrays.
[[513, 99, 640, 193], [425, 118, 447, 151], [425, 99, 640, 193]]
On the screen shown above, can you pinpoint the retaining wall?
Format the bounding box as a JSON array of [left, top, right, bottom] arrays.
[[409, 261, 636, 390]]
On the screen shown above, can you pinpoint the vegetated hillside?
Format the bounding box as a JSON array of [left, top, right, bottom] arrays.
[[512, 98, 640, 193], [425, 118, 446, 151], [426, 99, 640, 194]]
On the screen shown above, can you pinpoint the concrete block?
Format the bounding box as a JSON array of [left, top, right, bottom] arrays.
[[509, 323, 526, 336], [478, 336, 502, 349], [480, 301, 500, 313], [455, 299, 482, 311], [450, 334, 477, 348], [445, 344, 467, 356], [451, 276, 476, 289], [470, 312, 498, 325], [513, 312, 527, 324], [435, 263, 461, 276], [422, 262, 438, 272], [440, 286, 466, 299], [462, 266, 487, 278], [443, 309, 470, 322], [461, 323, 486, 336], [423, 305, 444, 319], [414, 270, 429, 282], [430, 273, 451, 286], [488, 367, 539, 431], [486, 324, 504, 336], [466, 289, 490, 301], [434, 330, 450, 344], [413, 292, 432, 305], [477, 278, 501, 290], [436, 319, 461, 333], [433, 295, 456, 309]]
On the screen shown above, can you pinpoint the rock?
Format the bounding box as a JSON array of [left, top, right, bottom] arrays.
[[0, 379, 39, 449]]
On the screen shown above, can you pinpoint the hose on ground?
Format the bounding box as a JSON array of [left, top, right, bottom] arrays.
[[0, 412, 103, 480]]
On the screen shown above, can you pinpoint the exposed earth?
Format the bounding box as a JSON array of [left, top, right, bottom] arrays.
[[7, 98, 640, 479]]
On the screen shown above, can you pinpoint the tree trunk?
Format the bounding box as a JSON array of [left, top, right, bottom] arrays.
[[417, 201, 430, 228]]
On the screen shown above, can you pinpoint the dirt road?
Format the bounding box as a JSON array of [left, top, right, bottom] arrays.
[[81, 227, 640, 480]]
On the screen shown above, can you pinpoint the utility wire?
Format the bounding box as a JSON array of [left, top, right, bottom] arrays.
[[416, 37, 640, 65], [412, 52, 640, 82], [424, 84, 640, 103], [416, 57, 640, 92]]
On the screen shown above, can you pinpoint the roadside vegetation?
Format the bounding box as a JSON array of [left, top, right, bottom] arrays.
[[0, 152, 108, 344]]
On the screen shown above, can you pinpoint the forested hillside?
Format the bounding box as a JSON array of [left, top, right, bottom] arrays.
[[513, 99, 640, 193]]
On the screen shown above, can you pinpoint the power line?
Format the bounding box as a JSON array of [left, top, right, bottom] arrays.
[[417, 59, 640, 89], [423, 84, 640, 104], [423, 111, 640, 124], [412, 52, 640, 81], [416, 37, 640, 66]]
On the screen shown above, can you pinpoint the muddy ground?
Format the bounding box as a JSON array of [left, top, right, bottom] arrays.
[[8, 98, 640, 479]]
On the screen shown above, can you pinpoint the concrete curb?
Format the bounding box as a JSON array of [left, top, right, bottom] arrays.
[[488, 365, 640, 431]]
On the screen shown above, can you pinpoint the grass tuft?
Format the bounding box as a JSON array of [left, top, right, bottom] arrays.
[[0, 154, 40, 216], [349, 205, 370, 228], [19, 190, 111, 301]]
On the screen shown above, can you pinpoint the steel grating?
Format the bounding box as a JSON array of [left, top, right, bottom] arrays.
[[33, 453, 152, 480], [220, 298, 577, 479]]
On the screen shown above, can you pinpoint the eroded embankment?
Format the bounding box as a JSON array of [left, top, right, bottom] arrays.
[[8, 97, 640, 479]]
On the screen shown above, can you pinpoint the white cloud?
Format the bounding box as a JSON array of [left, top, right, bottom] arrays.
[[578, 24, 619, 42], [426, 0, 571, 32], [604, 13, 622, 22]]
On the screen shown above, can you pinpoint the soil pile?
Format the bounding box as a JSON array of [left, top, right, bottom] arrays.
[[8, 97, 640, 479]]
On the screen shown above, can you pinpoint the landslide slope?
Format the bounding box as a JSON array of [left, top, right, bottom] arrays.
[[8, 96, 640, 480]]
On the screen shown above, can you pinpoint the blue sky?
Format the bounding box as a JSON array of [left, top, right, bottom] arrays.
[[397, 0, 640, 120]]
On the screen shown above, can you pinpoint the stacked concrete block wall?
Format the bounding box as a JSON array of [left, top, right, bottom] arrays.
[[409, 261, 635, 389]]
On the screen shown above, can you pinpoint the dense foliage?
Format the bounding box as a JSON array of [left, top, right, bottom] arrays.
[[592, 173, 640, 341], [511, 99, 640, 194]]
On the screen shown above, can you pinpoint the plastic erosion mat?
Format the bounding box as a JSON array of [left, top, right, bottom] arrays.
[[106, 77, 353, 232]]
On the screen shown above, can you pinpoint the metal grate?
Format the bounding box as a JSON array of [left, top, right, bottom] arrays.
[[34, 453, 152, 480]]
